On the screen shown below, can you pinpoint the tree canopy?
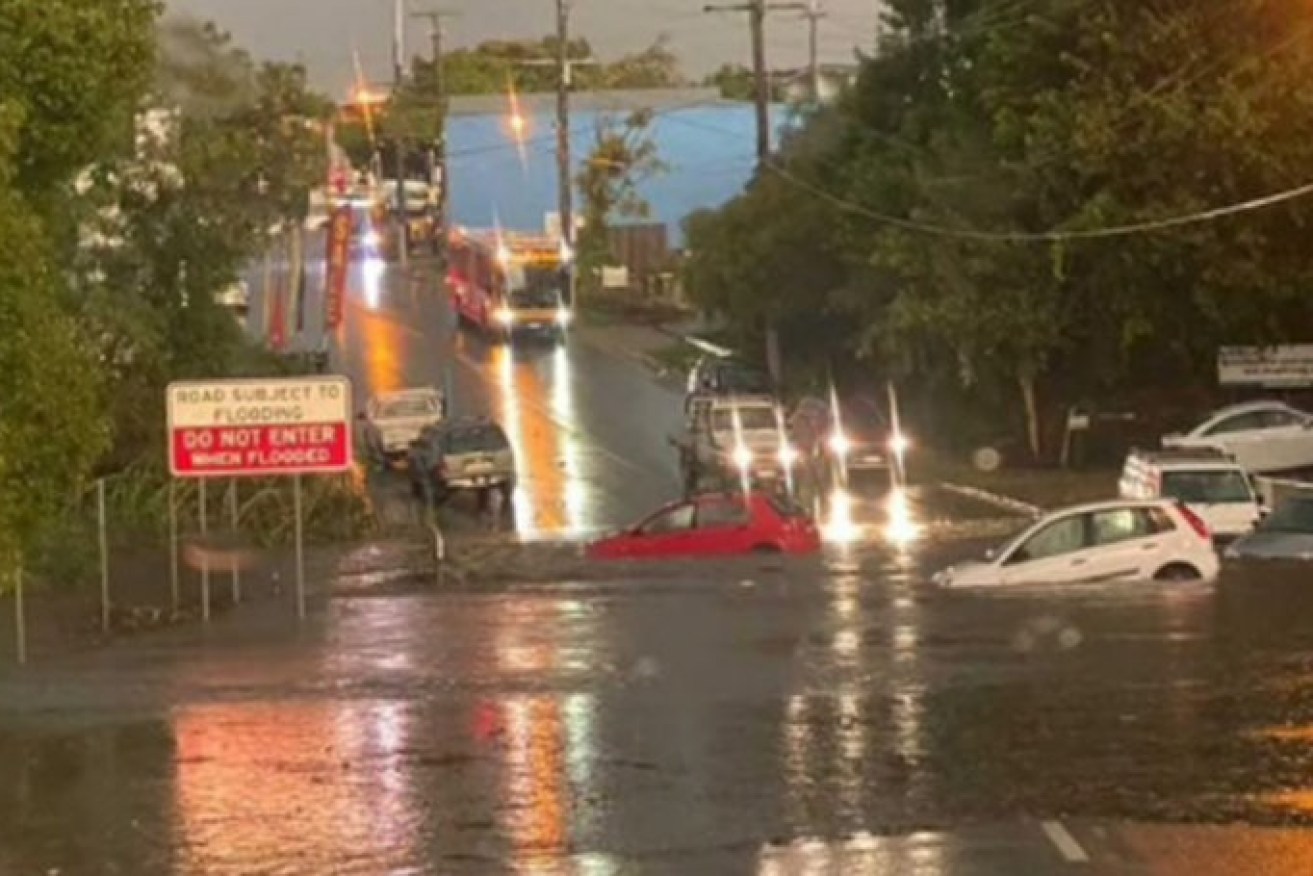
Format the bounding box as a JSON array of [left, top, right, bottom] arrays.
[[684, 0, 1313, 459]]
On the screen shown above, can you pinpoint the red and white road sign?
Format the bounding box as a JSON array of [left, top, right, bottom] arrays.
[[167, 377, 353, 478]]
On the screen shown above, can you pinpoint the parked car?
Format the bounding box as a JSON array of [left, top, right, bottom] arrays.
[[1118, 447, 1263, 541], [407, 417, 516, 507], [934, 499, 1220, 586], [587, 491, 821, 561], [1162, 400, 1313, 474], [1225, 496, 1313, 561], [361, 387, 445, 463]]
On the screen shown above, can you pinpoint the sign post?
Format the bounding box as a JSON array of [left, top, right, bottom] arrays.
[[169, 480, 179, 614], [13, 564, 25, 666], [294, 475, 306, 620], [97, 479, 110, 634], [199, 478, 210, 624], [166, 376, 353, 621], [228, 481, 241, 605]]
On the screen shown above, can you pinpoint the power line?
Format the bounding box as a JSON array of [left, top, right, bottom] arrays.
[[762, 160, 1313, 242]]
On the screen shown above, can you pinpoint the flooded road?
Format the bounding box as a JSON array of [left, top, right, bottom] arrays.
[[6, 546, 1313, 873]]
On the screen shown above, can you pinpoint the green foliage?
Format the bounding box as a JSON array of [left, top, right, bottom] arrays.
[[574, 110, 666, 294], [684, 0, 1313, 460], [0, 188, 108, 573], [0, 0, 159, 203]]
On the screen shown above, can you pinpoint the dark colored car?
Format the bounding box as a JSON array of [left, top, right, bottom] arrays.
[[587, 491, 821, 561], [408, 418, 516, 508], [825, 396, 892, 473], [1226, 496, 1313, 561]]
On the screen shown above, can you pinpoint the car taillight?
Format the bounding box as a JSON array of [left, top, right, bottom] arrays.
[[1175, 502, 1211, 541]]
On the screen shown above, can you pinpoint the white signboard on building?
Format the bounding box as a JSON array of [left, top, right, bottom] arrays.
[[1218, 345, 1313, 388]]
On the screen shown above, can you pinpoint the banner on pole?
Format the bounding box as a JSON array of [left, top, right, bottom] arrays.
[[325, 206, 352, 330]]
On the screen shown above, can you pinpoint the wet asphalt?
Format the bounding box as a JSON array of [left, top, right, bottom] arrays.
[[6, 254, 1313, 873]]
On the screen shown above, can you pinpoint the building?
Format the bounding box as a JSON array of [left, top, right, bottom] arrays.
[[444, 87, 789, 247]]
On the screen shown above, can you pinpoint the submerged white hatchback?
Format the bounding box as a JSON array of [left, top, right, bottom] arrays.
[[935, 499, 1220, 587]]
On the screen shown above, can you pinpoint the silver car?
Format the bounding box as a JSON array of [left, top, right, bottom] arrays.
[[1225, 497, 1313, 561], [408, 417, 516, 509]]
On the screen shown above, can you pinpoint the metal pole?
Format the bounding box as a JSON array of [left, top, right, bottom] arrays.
[[807, 1, 823, 103], [556, 0, 576, 306], [394, 0, 410, 269], [750, 0, 770, 161], [229, 480, 241, 605], [199, 478, 210, 624], [97, 479, 110, 634], [294, 475, 306, 621], [14, 564, 25, 666], [169, 480, 179, 614]]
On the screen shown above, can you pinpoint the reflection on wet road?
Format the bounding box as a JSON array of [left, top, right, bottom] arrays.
[[11, 547, 1313, 872], [317, 255, 681, 537]]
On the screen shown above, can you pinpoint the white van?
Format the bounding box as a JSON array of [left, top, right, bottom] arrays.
[[1118, 447, 1263, 541]]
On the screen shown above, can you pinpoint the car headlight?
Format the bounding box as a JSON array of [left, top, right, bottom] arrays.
[[829, 433, 851, 456], [779, 444, 799, 466], [556, 307, 572, 326], [494, 307, 515, 325], [732, 445, 753, 469], [889, 434, 911, 455]]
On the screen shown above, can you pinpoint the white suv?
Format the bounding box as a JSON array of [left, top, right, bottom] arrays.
[[935, 499, 1220, 586], [1118, 447, 1262, 541]]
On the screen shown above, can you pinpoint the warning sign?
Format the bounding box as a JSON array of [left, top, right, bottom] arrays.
[[167, 376, 353, 477]]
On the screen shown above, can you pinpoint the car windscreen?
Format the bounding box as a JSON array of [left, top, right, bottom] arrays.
[[1161, 470, 1254, 504], [1260, 498, 1313, 533], [446, 425, 508, 454], [721, 366, 772, 394], [766, 493, 810, 519], [712, 407, 777, 432], [378, 397, 439, 419]]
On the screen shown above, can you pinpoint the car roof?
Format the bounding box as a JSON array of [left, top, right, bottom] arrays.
[[707, 394, 778, 410], [1126, 447, 1242, 469], [374, 387, 441, 402], [1205, 399, 1295, 419], [1042, 498, 1176, 517]]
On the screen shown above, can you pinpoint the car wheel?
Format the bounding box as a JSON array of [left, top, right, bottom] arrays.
[[1154, 563, 1201, 582]]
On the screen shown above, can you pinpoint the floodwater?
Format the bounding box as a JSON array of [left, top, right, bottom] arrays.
[[5, 537, 1313, 874]]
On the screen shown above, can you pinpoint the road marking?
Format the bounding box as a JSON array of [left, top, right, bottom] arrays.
[[1041, 820, 1091, 864]]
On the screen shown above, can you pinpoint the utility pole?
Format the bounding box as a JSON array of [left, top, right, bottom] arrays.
[[393, 0, 409, 266], [803, 1, 826, 103], [705, 0, 806, 382], [556, 0, 575, 305], [413, 7, 457, 267], [515, 6, 595, 306]]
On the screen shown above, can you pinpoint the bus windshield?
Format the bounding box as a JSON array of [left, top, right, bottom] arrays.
[[507, 264, 564, 308]]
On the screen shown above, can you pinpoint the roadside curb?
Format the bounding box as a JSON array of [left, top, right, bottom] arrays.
[[939, 482, 1043, 517]]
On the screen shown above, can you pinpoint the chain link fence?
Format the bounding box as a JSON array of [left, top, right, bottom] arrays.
[[2, 468, 373, 663]]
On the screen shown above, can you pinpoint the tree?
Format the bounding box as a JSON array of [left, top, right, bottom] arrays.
[[0, 181, 107, 573], [703, 64, 756, 101], [682, 0, 1313, 460], [574, 110, 666, 295], [0, 0, 158, 210]]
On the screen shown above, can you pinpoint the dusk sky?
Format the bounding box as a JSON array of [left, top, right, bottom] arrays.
[[167, 0, 880, 97]]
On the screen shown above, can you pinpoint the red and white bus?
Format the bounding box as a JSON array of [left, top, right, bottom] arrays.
[[447, 228, 573, 343]]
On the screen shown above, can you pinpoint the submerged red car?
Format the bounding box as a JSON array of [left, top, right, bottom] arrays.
[[587, 491, 822, 561]]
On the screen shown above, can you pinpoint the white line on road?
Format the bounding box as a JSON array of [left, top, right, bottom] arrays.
[[1041, 820, 1091, 864]]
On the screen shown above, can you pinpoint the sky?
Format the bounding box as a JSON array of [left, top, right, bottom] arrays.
[[167, 0, 881, 98]]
